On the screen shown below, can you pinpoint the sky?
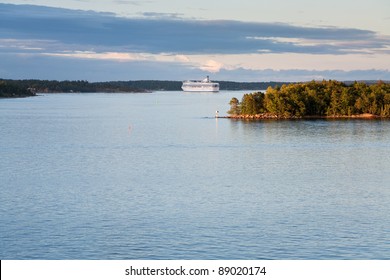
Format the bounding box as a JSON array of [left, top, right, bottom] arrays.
[[1, 0, 389, 82]]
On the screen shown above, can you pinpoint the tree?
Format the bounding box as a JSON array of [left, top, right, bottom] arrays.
[[240, 92, 265, 115], [228, 97, 240, 115], [0, 80, 35, 98], [228, 80, 390, 118]]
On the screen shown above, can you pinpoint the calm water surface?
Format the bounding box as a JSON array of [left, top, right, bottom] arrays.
[[1, 91, 389, 259]]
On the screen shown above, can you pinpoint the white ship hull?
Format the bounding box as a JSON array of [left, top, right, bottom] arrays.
[[181, 84, 219, 92], [182, 76, 219, 92]]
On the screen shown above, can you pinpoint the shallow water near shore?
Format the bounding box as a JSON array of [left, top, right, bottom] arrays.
[[1, 91, 389, 259]]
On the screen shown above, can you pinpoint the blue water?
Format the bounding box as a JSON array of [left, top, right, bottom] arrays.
[[1, 92, 389, 259]]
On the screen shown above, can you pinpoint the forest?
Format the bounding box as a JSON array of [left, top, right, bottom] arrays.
[[0, 79, 287, 97], [228, 80, 390, 118], [0, 80, 37, 98], [0, 79, 147, 97]]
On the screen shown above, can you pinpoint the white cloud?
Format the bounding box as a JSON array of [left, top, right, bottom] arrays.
[[200, 60, 223, 73], [186, 52, 390, 72], [174, 55, 190, 62], [0, 39, 50, 51], [42, 51, 152, 62]]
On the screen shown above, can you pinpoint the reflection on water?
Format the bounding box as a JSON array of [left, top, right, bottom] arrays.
[[0, 92, 389, 259]]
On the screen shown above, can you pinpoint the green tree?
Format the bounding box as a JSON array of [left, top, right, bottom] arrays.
[[240, 92, 266, 115], [228, 97, 240, 115], [230, 80, 390, 118]]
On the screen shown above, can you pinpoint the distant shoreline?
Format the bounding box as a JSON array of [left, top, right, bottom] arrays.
[[2, 78, 388, 94]]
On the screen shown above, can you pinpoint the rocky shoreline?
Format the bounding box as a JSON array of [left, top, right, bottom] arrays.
[[218, 113, 385, 120]]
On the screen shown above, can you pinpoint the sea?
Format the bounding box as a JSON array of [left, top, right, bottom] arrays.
[[1, 91, 389, 259]]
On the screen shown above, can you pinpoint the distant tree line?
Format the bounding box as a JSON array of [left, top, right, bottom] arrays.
[[219, 81, 286, 91], [0, 80, 36, 98], [106, 80, 288, 91], [228, 80, 390, 118], [0, 79, 148, 95], [3, 78, 389, 100], [0, 79, 289, 96]]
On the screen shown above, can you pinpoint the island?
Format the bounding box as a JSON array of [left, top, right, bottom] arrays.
[[0, 80, 37, 98], [0, 79, 149, 98], [226, 80, 390, 119]]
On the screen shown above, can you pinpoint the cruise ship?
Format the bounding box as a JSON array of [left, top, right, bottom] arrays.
[[181, 76, 219, 92]]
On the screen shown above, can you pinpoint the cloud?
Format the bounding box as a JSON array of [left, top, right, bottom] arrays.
[[200, 60, 224, 73], [1, 3, 389, 82], [114, 0, 154, 5], [141, 12, 184, 19], [1, 52, 388, 82], [0, 52, 201, 81], [175, 55, 190, 62], [42, 51, 151, 62], [1, 3, 388, 56]]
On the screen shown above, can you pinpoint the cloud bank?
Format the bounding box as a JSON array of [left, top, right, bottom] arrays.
[[1, 3, 388, 55], [1, 3, 389, 81]]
